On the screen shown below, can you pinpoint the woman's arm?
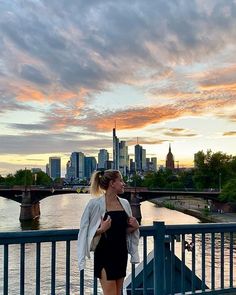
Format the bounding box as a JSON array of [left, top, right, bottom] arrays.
[[127, 216, 139, 233], [95, 215, 112, 236]]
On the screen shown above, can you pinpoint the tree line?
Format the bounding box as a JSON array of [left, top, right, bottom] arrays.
[[0, 150, 235, 202], [125, 150, 236, 202]]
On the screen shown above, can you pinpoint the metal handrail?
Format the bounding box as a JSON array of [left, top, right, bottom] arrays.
[[1, 222, 236, 294]]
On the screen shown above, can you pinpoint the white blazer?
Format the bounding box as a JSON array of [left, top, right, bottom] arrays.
[[77, 195, 140, 271]]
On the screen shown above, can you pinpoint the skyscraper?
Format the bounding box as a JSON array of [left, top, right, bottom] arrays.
[[67, 152, 85, 180], [135, 144, 143, 172], [78, 152, 85, 179], [49, 157, 61, 179], [84, 156, 97, 179], [151, 157, 157, 171], [119, 140, 129, 176], [113, 127, 119, 170], [98, 149, 109, 169]]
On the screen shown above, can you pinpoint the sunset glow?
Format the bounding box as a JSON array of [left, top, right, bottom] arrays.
[[0, 0, 236, 176]]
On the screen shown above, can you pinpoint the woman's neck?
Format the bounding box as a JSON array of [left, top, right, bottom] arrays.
[[105, 191, 117, 201]]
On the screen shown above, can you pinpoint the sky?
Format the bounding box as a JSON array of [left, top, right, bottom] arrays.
[[0, 0, 236, 176]]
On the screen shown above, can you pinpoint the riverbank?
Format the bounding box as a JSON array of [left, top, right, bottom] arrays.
[[150, 196, 236, 223]]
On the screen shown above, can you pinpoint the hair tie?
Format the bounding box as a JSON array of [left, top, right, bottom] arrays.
[[98, 170, 104, 179]]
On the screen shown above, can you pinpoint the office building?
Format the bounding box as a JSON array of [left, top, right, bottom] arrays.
[[119, 140, 129, 176], [48, 157, 61, 179], [84, 157, 97, 179], [67, 152, 85, 180], [98, 149, 109, 169], [151, 157, 157, 171], [113, 128, 119, 170], [135, 144, 142, 171]]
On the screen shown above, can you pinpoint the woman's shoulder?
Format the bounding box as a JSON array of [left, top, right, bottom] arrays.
[[87, 195, 104, 206], [118, 197, 130, 206]]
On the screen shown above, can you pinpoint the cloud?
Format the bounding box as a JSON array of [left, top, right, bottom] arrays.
[[20, 64, 50, 85], [223, 131, 236, 136], [163, 128, 198, 138], [1, 0, 236, 103], [0, 133, 112, 154], [0, 0, 236, 163]]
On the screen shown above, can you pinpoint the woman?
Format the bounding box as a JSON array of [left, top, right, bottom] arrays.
[[77, 169, 140, 295]]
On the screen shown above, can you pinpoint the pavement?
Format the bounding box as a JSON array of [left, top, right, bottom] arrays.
[[150, 196, 236, 223]]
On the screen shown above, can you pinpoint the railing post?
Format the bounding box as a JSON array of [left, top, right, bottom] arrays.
[[153, 221, 165, 295]]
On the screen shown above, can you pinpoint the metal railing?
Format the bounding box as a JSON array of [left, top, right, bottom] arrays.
[[1, 222, 236, 294]]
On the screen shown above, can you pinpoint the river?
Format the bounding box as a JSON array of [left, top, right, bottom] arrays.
[[0, 194, 233, 294]]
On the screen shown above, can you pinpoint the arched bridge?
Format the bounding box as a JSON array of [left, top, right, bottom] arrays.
[[0, 187, 79, 203], [0, 186, 220, 204], [123, 187, 220, 201], [0, 186, 220, 222]]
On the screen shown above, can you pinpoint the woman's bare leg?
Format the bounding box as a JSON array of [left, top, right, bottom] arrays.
[[116, 277, 124, 295], [99, 269, 125, 295]]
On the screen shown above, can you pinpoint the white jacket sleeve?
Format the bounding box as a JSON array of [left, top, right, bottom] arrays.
[[77, 200, 91, 271]]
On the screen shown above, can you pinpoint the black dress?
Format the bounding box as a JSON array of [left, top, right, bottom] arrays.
[[94, 210, 128, 280]]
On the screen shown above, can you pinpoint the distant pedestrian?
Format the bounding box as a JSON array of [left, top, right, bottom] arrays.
[[77, 169, 140, 295]]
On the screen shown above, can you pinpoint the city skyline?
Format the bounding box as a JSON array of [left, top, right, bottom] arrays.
[[0, 1, 236, 176]]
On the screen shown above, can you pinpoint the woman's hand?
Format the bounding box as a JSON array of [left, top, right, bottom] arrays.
[[96, 215, 112, 235], [127, 216, 139, 233]]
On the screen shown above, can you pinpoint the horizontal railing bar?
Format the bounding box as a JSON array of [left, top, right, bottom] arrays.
[[166, 223, 236, 235], [0, 230, 79, 245], [175, 287, 236, 294], [1, 222, 236, 245]]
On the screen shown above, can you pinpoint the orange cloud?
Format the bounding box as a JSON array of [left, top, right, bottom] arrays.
[[85, 94, 236, 132], [17, 86, 46, 102], [223, 131, 236, 136], [126, 138, 167, 145], [49, 87, 89, 102]]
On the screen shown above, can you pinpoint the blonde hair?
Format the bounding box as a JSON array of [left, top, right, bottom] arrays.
[[90, 169, 121, 196]]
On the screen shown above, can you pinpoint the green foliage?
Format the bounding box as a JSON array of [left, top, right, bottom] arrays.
[[193, 150, 232, 190], [202, 207, 210, 216], [35, 171, 52, 186], [0, 169, 52, 186], [4, 174, 15, 186], [14, 169, 33, 185], [219, 178, 236, 202], [163, 202, 175, 210], [0, 175, 5, 185]]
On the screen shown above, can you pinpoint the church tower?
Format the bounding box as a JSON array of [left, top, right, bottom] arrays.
[[165, 144, 175, 170]]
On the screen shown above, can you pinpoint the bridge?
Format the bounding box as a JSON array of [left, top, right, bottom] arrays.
[[123, 187, 220, 201], [0, 186, 79, 221], [0, 186, 221, 221], [0, 187, 79, 203], [1, 222, 236, 294]]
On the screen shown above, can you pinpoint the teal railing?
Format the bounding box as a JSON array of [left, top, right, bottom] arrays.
[[1, 222, 236, 294]]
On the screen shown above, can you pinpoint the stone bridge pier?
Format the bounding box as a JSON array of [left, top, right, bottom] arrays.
[[19, 189, 40, 221]]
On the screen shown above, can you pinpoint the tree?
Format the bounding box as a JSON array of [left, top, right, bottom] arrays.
[[35, 171, 52, 186], [219, 178, 236, 202], [193, 150, 232, 190], [4, 174, 15, 186], [0, 175, 5, 185], [14, 169, 33, 186]]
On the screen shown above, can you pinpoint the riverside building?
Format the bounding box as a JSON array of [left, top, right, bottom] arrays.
[[48, 157, 61, 179], [98, 149, 109, 169]]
